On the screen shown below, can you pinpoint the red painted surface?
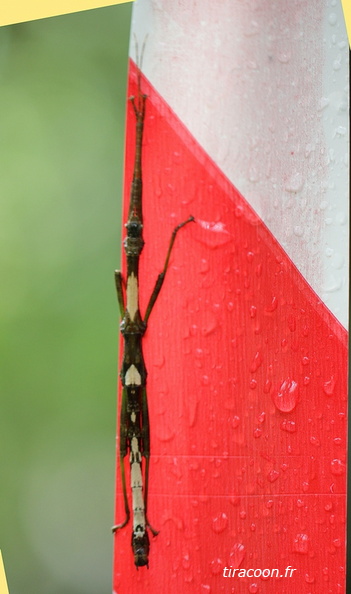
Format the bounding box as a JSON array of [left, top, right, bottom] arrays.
[[113, 62, 347, 593]]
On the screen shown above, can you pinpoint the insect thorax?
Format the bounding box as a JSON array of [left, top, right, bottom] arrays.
[[124, 234, 144, 258], [124, 216, 144, 258]]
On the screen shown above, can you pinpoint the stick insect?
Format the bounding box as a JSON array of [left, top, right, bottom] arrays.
[[112, 47, 194, 568]]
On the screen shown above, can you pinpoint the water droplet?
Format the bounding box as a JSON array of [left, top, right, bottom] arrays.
[[196, 219, 231, 248], [249, 305, 257, 318], [244, 20, 259, 36], [332, 252, 344, 269], [328, 12, 337, 25], [278, 51, 291, 64], [200, 259, 209, 273], [188, 397, 199, 428], [156, 423, 176, 442], [263, 379, 272, 394], [249, 379, 257, 390], [323, 375, 336, 396], [210, 558, 223, 575], [231, 415, 240, 429], [267, 469, 280, 483], [287, 315, 296, 332], [249, 166, 259, 182], [285, 172, 304, 193], [305, 573, 315, 584], [266, 499, 273, 509], [250, 351, 263, 372], [189, 324, 198, 337], [182, 552, 190, 569], [293, 533, 309, 554], [200, 585, 211, 593], [280, 419, 296, 433], [281, 338, 288, 349], [265, 296, 278, 312], [201, 315, 218, 337], [212, 512, 228, 534], [258, 412, 266, 424], [170, 458, 183, 480], [302, 481, 309, 493], [310, 436, 320, 446], [272, 379, 299, 412], [230, 496, 240, 507], [336, 210, 347, 225], [318, 96, 330, 111], [153, 354, 165, 368], [229, 543, 246, 567], [239, 510, 247, 519], [253, 428, 262, 438], [330, 459, 345, 476], [302, 324, 310, 337], [293, 225, 304, 237]]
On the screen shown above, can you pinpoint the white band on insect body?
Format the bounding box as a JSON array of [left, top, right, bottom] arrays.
[[125, 364, 142, 387], [126, 272, 139, 320], [130, 436, 146, 534]]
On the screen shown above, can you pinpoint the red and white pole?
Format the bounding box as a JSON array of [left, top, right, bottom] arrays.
[[113, 1, 348, 592]]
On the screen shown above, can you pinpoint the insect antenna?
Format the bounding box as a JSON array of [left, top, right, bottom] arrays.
[[133, 34, 148, 111]]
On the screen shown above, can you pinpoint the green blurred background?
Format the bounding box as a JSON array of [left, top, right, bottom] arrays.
[[0, 4, 131, 592]]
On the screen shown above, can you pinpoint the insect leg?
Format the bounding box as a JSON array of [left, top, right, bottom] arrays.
[[144, 216, 195, 323], [141, 387, 158, 536], [114, 271, 125, 317], [112, 387, 130, 531]]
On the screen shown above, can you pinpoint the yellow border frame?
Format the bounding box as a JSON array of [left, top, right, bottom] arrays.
[[0, 552, 9, 594], [0, 0, 133, 27], [341, 0, 351, 46]]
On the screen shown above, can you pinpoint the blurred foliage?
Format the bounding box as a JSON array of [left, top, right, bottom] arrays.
[[0, 4, 131, 593]]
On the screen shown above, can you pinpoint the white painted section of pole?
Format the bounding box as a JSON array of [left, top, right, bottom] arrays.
[[130, 0, 349, 327]]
